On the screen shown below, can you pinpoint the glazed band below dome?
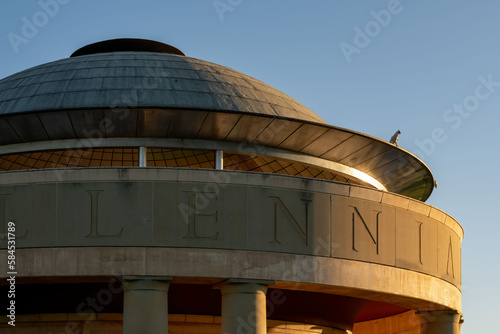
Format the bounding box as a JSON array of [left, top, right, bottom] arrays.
[[0, 138, 386, 191]]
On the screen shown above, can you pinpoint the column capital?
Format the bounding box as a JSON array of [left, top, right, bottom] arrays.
[[122, 276, 173, 292], [416, 310, 463, 334], [416, 309, 462, 319], [214, 278, 276, 295], [214, 278, 276, 288]]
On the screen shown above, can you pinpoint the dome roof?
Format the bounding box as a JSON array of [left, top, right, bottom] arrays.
[[0, 50, 325, 124], [0, 39, 435, 202]]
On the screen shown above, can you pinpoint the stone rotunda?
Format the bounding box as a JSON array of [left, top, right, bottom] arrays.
[[0, 39, 463, 334]]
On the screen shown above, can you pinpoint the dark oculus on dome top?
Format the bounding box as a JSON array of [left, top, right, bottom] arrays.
[[71, 38, 186, 57]]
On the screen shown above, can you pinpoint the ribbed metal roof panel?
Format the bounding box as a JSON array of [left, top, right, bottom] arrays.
[[0, 52, 325, 124]]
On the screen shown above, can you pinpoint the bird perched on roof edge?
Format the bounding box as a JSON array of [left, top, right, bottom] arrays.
[[389, 130, 401, 146]]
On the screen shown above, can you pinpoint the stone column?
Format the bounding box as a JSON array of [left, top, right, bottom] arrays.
[[218, 279, 275, 334], [417, 310, 463, 334], [122, 276, 172, 334]]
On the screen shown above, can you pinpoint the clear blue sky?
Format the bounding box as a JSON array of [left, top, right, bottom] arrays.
[[1, 1, 498, 332]]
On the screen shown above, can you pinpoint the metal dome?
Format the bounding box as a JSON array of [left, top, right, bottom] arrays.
[[0, 39, 435, 201], [0, 50, 325, 124]]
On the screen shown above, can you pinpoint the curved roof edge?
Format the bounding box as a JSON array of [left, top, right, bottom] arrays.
[[0, 107, 434, 201]]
